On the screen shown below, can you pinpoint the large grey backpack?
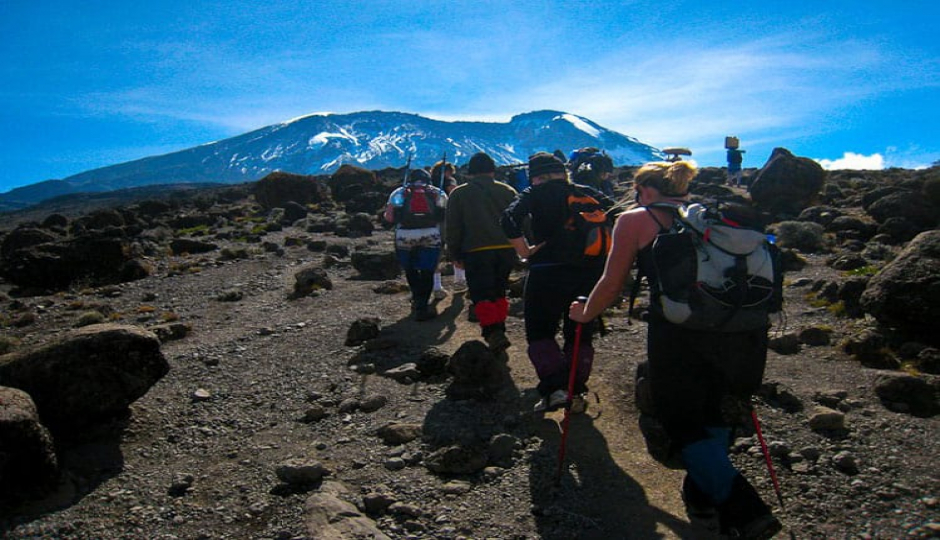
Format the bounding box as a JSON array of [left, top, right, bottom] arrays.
[[638, 202, 782, 332]]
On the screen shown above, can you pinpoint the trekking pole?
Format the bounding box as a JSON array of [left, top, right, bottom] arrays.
[[555, 296, 588, 485], [751, 407, 785, 509], [752, 406, 797, 539], [401, 151, 413, 186], [438, 151, 447, 190]]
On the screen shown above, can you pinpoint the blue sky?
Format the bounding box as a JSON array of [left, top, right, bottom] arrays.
[[2, 0, 938, 193]]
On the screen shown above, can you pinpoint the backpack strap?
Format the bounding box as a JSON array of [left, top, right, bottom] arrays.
[[626, 202, 682, 324]]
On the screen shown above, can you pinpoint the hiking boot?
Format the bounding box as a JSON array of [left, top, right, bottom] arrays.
[[432, 288, 448, 300], [719, 475, 783, 540], [570, 394, 588, 414], [485, 328, 511, 353], [452, 279, 468, 294], [533, 389, 568, 413], [414, 305, 437, 321], [682, 475, 719, 534]]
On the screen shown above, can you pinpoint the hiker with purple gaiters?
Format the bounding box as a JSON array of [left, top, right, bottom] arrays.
[[569, 161, 782, 539], [502, 152, 615, 414]]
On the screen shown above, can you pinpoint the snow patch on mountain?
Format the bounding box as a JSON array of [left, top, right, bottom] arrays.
[[559, 113, 601, 138]]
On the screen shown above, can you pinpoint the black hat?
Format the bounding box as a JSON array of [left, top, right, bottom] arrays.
[[468, 152, 496, 175], [528, 152, 566, 178], [408, 168, 432, 184]]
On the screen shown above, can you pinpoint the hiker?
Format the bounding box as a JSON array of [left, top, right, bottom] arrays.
[[444, 152, 518, 353], [573, 153, 616, 198], [502, 152, 616, 413], [568, 160, 782, 539], [430, 159, 467, 296], [727, 146, 745, 187], [383, 168, 448, 321]]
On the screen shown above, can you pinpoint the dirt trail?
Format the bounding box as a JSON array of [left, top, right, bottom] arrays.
[[418, 288, 699, 539]]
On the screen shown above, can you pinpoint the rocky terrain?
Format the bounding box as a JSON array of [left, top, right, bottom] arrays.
[[0, 155, 938, 539]]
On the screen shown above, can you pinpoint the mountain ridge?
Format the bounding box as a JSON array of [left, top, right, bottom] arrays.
[[0, 110, 662, 208]]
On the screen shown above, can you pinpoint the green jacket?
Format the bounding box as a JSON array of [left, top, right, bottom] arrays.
[[445, 175, 518, 260]]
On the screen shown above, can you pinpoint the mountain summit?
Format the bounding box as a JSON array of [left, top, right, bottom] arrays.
[[1, 110, 661, 207]]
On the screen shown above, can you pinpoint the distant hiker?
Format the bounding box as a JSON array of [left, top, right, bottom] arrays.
[[573, 153, 616, 198], [431, 159, 467, 295], [568, 161, 782, 539], [384, 168, 448, 321], [502, 152, 616, 413], [445, 152, 518, 353], [726, 138, 745, 187], [432, 158, 459, 193]]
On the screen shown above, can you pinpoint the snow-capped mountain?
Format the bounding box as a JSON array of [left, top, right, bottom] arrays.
[[1, 110, 662, 207]]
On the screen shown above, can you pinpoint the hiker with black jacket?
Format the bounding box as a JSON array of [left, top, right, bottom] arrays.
[[444, 152, 518, 354], [568, 160, 782, 539], [383, 168, 447, 321], [502, 152, 615, 414]]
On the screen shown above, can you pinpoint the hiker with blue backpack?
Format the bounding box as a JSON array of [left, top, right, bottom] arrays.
[[383, 168, 448, 321], [569, 160, 783, 539], [502, 152, 616, 413], [444, 152, 518, 354]]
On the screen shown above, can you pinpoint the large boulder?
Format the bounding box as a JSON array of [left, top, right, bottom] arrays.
[[0, 235, 147, 291], [749, 148, 826, 216], [328, 165, 379, 203], [253, 171, 328, 210], [874, 374, 939, 417], [0, 227, 58, 258], [169, 238, 219, 255], [0, 324, 169, 436], [0, 386, 59, 499], [351, 249, 400, 280], [445, 340, 509, 400], [75, 208, 126, 231], [860, 231, 940, 344], [865, 189, 938, 230], [304, 481, 391, 540], [291, 266, 334, 298]]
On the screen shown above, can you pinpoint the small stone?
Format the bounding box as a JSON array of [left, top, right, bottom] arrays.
[[362, 491, 397, 514], [388, 502, 422, 518], [360, 394, 389, 413], [832, 450, 860, 475], [808, 406, 846, 431], [275, 459, 326, 485], [168, 473, 195, 496], [442, 481, 472, 495], [300, 405, 328, 423], [384, 457, 406, 471], [337, 397, 360, 413]]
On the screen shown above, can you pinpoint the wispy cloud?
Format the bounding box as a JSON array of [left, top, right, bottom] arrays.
[[479, 30, 926, 153]]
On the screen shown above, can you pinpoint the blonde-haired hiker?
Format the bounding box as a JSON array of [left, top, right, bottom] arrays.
[[569, 161, 782, 539]]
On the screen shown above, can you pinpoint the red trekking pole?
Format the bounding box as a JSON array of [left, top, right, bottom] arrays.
[[751, 407, 786, 509], [555, 296, 588, 485], [752, 406, 797, 539]]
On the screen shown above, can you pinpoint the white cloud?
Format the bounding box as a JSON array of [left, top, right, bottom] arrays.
[[816, 152, 884, 170]]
